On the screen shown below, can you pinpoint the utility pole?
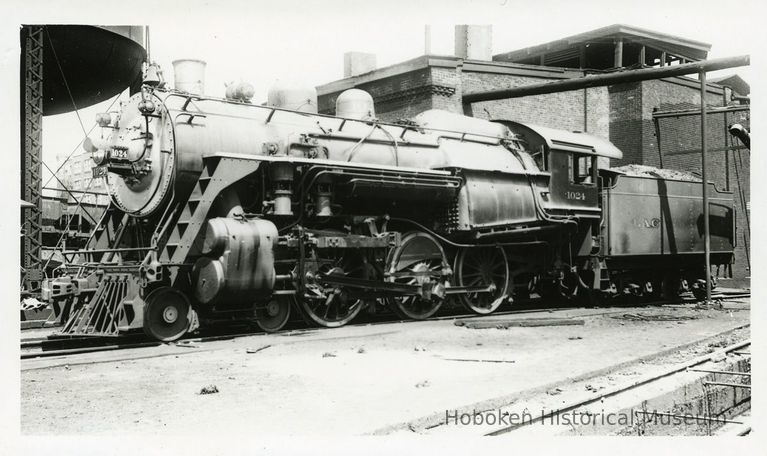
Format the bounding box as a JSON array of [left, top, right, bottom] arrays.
[[700, 70, 712, 302]]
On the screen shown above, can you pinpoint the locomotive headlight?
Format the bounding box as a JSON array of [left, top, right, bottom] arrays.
[[91, 148, 107, 165], [84, 137, 107, 165]]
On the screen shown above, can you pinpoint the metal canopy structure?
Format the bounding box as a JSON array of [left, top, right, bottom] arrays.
[[494, 24, 712, 70], [41, 25, 146, 115]]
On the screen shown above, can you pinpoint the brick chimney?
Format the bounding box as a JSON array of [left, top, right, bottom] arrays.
[[454, 25, 492, 61], [343, 52, 377, 78]]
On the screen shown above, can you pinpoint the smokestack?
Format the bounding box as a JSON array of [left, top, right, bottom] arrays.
[[172, 59, 206, 95], [424, 25, 432, 55], [343, 52, 377, 78], [454, 25, 492, 61]]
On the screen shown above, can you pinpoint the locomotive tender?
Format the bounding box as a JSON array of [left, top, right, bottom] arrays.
[[42, 69, 736, 341]]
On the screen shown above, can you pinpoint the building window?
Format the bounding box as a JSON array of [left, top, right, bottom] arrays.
[[571, 154, 595, 185]]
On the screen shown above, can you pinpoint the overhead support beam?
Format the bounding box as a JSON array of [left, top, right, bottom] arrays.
[[21, 25, 44, 290], [462, 55, 750, 103]]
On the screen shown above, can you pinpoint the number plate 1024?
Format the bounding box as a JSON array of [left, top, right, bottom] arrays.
[[92, 166, 108, 178]]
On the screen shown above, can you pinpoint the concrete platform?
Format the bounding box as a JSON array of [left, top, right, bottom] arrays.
[[20, 301, 749, 435]]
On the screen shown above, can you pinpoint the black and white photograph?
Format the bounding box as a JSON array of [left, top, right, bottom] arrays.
[[2, 0, 764, 454]]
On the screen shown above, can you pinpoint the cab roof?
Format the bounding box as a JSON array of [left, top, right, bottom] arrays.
[[494, 120, 624, 159]]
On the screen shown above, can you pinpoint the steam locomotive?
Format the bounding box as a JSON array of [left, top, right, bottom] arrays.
[[42, 65, 735, 341]]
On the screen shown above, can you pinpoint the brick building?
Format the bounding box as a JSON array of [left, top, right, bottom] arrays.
[[316, 24, 750, 281]]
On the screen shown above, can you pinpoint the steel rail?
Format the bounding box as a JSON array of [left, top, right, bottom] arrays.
[[21, 292, 750, 361], [19, 301, 652, 360], [485, 339, 750, 436]]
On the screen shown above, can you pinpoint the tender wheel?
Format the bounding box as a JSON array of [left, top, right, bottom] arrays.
[[454, 246, 509, 314], [386, 231, 449, 320], [254, 296, 292, 332], [143, 286, 191, 342], [299, 250, 365, 327]]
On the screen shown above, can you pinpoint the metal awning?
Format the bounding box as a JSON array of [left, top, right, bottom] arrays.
[[35, 25, 147, 116], [493, 120, 623, 159]]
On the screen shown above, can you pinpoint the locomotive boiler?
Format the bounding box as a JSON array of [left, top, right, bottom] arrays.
[[42, 64, 736, 341]]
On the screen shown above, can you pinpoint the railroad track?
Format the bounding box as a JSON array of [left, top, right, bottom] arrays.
[[20, 291, 749, 361], [19, 303, 564, 360], [483, 339, 751, 436]]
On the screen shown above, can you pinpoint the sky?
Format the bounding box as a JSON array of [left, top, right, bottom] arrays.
[[8, 0, 762, 190]]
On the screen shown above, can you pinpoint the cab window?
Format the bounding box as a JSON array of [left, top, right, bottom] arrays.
[[530, 145, 548, 171], [571, 154, 595, 185]]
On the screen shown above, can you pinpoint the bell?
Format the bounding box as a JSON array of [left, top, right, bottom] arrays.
[[144, 62, 161, 87]]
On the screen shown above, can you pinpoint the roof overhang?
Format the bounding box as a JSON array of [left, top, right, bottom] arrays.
[[494, 120, 623, 159], [494, 24, 711, 64]]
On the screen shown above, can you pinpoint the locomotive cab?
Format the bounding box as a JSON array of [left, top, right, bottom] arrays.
[[493, 121, 622, 220]]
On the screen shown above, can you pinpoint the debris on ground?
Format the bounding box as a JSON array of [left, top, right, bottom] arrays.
[[442, 358, 515, 364], [322, 352, 337, 358], [707, 339, 732, 349], [611, 313, 698, 322], [611, 164, 701, 182], [695, 300, 724, 310], [176, 341, 200, 348], [415, 380, 431, 388], [456, 318, 585, 329], [357, 347, 366, 354], [709, 351, 727, 362], [246, 345, 272, 354], [198, 385, 219, 395]]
